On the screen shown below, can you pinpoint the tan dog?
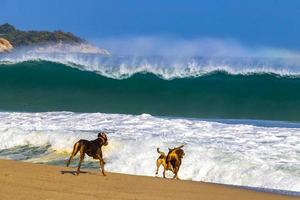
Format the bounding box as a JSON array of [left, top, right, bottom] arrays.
[[155, 145, 185, 179], [66, 132, 108, 176]]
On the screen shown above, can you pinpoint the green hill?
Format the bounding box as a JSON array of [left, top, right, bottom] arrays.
[[0, 23, 84, 47]]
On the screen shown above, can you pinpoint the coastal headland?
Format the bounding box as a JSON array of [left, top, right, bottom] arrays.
[[0, 23, 109, 54]]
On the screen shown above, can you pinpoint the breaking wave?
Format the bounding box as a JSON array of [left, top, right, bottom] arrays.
[[1, 59, 300, 121], [1, 49, 300, 79]]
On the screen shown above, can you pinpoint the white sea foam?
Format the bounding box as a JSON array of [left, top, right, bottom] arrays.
[[0, 112, 299, 192]]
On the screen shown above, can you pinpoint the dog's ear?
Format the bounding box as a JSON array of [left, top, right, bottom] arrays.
[[98, 132, 105, 138], [102, 133, 107, 140], [177, 145, 184, 149]]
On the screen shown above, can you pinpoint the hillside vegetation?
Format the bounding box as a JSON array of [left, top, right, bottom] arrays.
[[0, 23, 84, 47]]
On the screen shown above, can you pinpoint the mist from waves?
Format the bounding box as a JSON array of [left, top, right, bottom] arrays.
[[2, 37, 300, 79]]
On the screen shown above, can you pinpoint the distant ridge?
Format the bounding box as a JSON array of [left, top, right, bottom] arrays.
[[0, 23, 83, 47], [0, 23, 109, 55]]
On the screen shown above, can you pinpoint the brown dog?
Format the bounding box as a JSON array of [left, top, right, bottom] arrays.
[[66, 132, 108, 176], [155, 145, 185, 179]]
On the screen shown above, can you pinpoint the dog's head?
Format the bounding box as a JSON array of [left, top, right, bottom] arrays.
[[168, 145, 185, 158], [177, 149, 185, 158], [98, 132, 108, 146]]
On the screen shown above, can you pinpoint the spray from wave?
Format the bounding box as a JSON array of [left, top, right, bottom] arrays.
[[1, 37, 300, 79], [92, 36, 300, 58]]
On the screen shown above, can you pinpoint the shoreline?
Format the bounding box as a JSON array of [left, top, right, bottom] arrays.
[[0, 159, 298, 200]]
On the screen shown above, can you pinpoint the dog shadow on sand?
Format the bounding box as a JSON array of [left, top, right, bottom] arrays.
[[60, 170, 97, 176]]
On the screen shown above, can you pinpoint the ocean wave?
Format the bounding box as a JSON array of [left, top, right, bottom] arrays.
[[0, 112, 299, 192], [1, 59, 300, 121], [1, 49, 300, 79]]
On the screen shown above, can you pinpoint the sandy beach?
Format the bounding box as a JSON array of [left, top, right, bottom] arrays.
[[0, 159, 297, 200]]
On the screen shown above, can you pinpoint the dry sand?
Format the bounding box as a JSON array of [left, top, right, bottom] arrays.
[[0, 159, 298, 200]]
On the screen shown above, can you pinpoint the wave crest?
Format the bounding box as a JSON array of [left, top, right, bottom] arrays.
[[1, 48, 300, 79]]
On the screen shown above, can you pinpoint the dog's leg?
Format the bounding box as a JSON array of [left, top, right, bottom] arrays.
[[163, 162, 168, 178], [155, 159, 162, 176], [97, 151, 106, 176], [76, 147, 85, 176], [173, 165, 181, 180], [163, 168, 167, 178], [67, 142, 80, 167], [99, 158, 106, 176], [173, 169, 178, 179]]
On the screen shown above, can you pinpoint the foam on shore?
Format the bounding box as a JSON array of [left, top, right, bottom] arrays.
[[0, 112, 299, 192]]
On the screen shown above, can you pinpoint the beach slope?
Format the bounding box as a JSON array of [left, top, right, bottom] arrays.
[[0, 159, 297, 200]]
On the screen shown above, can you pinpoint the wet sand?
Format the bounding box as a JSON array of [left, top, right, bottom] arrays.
[[0, 159, 298, 200]]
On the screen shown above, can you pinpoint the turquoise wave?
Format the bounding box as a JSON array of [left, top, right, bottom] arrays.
[[1, 60, 300, 121]]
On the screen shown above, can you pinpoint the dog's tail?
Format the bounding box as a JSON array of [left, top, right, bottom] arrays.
[[157, 148, 166, 157]]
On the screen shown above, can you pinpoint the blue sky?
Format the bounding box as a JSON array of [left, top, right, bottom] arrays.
[[1, 0, 300, 50]]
